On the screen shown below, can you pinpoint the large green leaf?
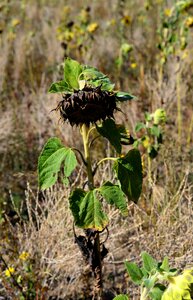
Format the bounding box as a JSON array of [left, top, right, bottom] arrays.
[[96, 119, 122, 153], [48, 80, 72, 93], [64, 58, 82, 90], [113, 149, 142, 202], [38, 137, 77, 190], [63, 148, 77, 177], [98, 182, 128, 216], [125, 261, 143, 285], [141, 252, 158, 274], [79, 190, 109, 231]]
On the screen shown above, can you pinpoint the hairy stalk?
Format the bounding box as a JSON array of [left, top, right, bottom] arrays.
[[80, 124, 103, 299], [140, 286, 149, 300]]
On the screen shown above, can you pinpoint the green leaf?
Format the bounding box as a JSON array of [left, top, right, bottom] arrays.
[[125, 261, 143, 285], [144, 277, 157, 289], [69, 188, 86, 226], [160, 257, 169, 272], [141, 252, 158, 274], [48, 80, 72, 93], [113, 295, 129, 300], [81, 66, 107, 81], [135, 122, 146, 132], [96, 119, 122, 153], [150, 125, 161, 137], [81, 66, 115, 91], [145, 112, 152, 122], [63, 148, 77, 177], [149, 284, 165, 300], [79, 190, 109, 230], [64, 58, 82, 90], [115, 91, 135, 102], [38, 138, 77, 190], [98, 182, 128, 216], [113, 149, 142, 202]]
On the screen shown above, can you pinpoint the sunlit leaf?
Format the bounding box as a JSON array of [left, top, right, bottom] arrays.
[[70, 189, 109, 230], [63, 148, 77, 177], [125, 261, 143, 285], [81, 66, 115, 91], [141, 252, 158, 274], [64, 57, 82, 90], [38, 138, 77, 190], [98, 181, 128, 216], [48, 80, 72, 93], [113, 295, 129, 300]]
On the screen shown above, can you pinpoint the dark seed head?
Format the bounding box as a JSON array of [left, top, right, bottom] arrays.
[[56, 86, 118, 126]]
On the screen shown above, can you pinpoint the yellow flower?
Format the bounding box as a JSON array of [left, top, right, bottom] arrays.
[[11, 18, 20, 27], [63, 5, 70, 15], [164, 8, 172, 17], [19, 251, 29, 261], [5, 267, 15, 277], [109, 18, 116, 26], [130, 62, 137, 69], [87, 22, 98, 33], [142, 136, 150, 148], [121, 15, 131, 26], [162, 269, 193, 300], [185, 16, 193, 27], [181, 49, 189, 60]]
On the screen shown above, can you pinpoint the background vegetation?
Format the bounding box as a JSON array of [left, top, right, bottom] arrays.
[[0, 0, 192, 299]]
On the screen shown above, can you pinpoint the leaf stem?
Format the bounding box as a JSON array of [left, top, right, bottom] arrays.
[[72, 147, 87, 166], [97, 157, 117, 166]]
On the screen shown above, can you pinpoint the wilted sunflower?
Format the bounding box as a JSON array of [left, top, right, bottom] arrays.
[[56, 85, 118, 126]]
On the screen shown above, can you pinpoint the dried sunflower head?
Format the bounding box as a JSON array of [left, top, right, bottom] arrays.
[[56, 85, 118, 126], [49, 58, 134, 127]]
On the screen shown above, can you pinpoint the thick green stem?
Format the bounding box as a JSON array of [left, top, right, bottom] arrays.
[[80, 124, 103, 299], [81, 124, 94, 189]]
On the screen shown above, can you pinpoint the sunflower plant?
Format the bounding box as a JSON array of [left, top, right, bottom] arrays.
[[38, 57, 143, 298], [114, 252, 193, 300]]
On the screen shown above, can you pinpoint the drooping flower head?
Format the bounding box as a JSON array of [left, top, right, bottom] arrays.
[[49, 58, 134, 127]]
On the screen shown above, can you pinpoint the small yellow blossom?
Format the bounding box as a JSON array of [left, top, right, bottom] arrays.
[[130, 62, 137, 69], [185, 16, 193, 27], [63, 5, 70, 15], [181, 49, 189, 60], [121, 15, 131, 26], [164, 8, 172, 17], [19, 251, 29, 261], [5, 267, 15, 277], [142, 136, 150, 148], [11, 18, 20, 27], [109, 18, 116, 26], [87, 22, 98, 33]]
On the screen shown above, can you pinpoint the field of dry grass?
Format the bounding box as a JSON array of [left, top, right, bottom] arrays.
[[0, 0, 193, 299]]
